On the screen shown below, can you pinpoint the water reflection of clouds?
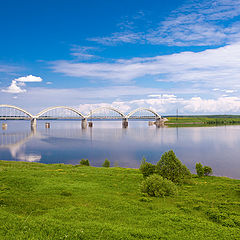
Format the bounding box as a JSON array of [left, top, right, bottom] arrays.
[[0, 124, 42, 163], [17, 153, 41, 162], [1, 120, 240, 178]]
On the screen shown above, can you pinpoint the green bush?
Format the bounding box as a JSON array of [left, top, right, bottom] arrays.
[[139, 157, 156, 178], [141, 174, 178, 197], [203, 166, 213, 176], [196, 162, 204, 177], [60, 191, 72, 197], [80, 159, 90, 166], [156, 150, 191, 184], [102, 158, 110, 167]]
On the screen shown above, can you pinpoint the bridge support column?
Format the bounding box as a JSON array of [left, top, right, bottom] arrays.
[[155, 118, 164, 128], [31, 118, 37, 127], [81, 118, 87, 129], [122, 118, 128, 128], [31, 124, 37, 134]]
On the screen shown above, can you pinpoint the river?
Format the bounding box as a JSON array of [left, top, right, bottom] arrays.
[[0, 120, 239, 179]]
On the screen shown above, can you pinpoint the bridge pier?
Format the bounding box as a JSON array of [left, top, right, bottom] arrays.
[[81, 118, 87, 129], [155, 118, 164, 128], [2, 123, 7, 130], [31, 124, 37, 134], [122, 118, 128, 128], [31, 118, 37, 127]]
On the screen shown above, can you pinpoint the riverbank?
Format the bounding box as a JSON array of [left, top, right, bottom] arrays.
[[165, 115, 240, 127], [0, 161, 240, 239]]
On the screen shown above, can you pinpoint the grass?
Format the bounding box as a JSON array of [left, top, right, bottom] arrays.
[[165, 115, 240, 127], [0, 161, 240, 239]]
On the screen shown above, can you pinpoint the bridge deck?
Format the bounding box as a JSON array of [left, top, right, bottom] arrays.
[[0, 116, 158, 120]]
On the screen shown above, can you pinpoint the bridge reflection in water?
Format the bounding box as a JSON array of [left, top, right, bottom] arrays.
[[0, 125, 41, 162], [0, 105, 168, 128], [0, 120, 167, 165]]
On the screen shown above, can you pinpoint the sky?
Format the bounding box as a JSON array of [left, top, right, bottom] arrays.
[[1, 0, 240, 115]]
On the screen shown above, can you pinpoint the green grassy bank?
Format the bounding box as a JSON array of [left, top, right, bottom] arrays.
[[0, 161, 240, 239], [165, 115, 240, 127]]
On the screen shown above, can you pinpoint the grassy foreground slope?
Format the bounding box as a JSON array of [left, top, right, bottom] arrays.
[[0, 161, 240, 240]]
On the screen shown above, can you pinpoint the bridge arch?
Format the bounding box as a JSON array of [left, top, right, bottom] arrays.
[[36, 106, 85, 119], [0, 104, 34, 118], [86, 106, 126, 119], [127, 108, 161, 119]]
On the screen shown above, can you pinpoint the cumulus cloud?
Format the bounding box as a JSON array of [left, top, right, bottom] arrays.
[[2, 75, 43, 94], [15, 75, 42, 82], [2, 80, 26, 94], [76, 95, 240, 115], [1, 84, 240, 114], [183, 96, 240, 113]]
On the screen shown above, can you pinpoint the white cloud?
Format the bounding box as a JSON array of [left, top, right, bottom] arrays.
[[89, 0, 240, 47], [77, 95, 240, 115], [212, 88, 237, 93], [2, 75, 42, 94], [89, 31, 143, 45], [77, 101, 131, 115], [225, 90, 237, 93], [1, 85, 240, 114], [0, 64, 21, 73], [70, 46, 98, 59], [15, 75, 42, 82], [51, 43, 240, 88], [2, 80, 26, 93], [183, 96, 240, 113]]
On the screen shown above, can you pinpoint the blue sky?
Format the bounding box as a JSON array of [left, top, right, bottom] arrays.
[[1, 0, 240, 115]]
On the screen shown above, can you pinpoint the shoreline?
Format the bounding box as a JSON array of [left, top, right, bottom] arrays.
[[0, 160, 239, 180]]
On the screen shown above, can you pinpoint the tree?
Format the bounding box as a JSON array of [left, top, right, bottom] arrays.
[[156, 150, 191, 184], [196, 163, 204, 177], [102, 158, 110, 167], [203, 166, 213, 176], [139, 157, 156, 178], [80, 159, 90, 166]]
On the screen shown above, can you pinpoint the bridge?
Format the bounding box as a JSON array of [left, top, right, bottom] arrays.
[[0, 104, 167, 128]]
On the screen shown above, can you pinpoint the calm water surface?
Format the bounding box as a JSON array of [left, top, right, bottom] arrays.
[[0, 120, 240, 179]]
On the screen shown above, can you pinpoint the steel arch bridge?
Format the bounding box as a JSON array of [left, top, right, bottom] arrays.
[[36, 106, 86, 119], [0, 105, 166, 128]]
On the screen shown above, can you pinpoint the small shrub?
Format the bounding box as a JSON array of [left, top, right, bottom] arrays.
[[80, 159, 90, 166], [139, 157, 156, 178], [196, 162, 204, 177], [0, 199, 5, 206], [139, 197, 153, 202], [141, 174, 178, 197], [156, 150, 191, 184], [60, 191, 72, 197], [205, 208, 227, 224], [102, 158, 110, 167], [203, 166, 213, 176]]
